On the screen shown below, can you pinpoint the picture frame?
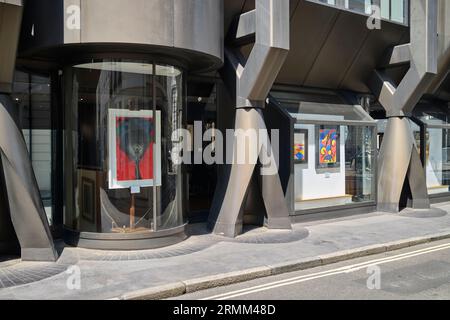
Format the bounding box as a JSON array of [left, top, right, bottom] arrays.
[[316, 125, 341, 170], [294, 129, 308, 164], [108, 109, 162, 190], [81, 177, 96, 223]]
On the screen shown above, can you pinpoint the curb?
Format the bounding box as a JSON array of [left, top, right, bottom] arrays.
[[120, 231, 450, 300]]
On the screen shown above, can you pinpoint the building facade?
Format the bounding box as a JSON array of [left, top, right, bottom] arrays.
[[0, 0, 449, 261]]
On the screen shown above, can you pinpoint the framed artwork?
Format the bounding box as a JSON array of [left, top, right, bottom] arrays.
[[316, 125, 340, 169], [294, 129, 308, 164], [81, 177, 96, 223], [108, 109, 162, 190]]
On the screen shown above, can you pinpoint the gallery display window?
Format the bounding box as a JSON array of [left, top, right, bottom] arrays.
[[63, 59, 186, 248], [412, 103, 450, 197], [274, 92, 377, 213]]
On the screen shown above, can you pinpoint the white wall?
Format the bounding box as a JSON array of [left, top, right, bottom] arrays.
[[427, 128, 443, 187], [294, 124, 346, 201]]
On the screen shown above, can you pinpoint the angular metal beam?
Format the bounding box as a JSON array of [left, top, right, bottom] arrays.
[[236, 10, 256, 40], [370, 0, 440, 213], [378, 44, 411, 68], [210, 0, 291, 237], [0, 0, 57, 261], [0, 96, 57, 261]]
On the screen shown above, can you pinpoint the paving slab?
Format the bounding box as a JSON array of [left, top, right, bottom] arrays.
[[1, 203, 450, 300]]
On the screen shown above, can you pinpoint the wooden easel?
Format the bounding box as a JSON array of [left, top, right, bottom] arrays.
[[130, 193, 135, 230]]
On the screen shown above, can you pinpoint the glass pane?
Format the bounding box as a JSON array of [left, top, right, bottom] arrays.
[[64, 60, 184, 234], [380, 0, 390, 20], [346, 0, 367, 13], [425, 128, 450, 195], [293, 124, 375, 211], [390, 0, 405, 23], [12, 71, 53, 226], [307, 0, 408, 25]]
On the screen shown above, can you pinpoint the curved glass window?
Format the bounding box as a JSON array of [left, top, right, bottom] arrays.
[[64, 60, 184, 234]]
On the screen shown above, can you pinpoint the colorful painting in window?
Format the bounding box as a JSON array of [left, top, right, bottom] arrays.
[[294, 129, 308, 164], [108, 109, 162, 189], [294, 144, 305, 161], [319, 129, 338, 164]]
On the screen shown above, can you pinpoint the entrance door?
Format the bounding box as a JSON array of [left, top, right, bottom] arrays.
[[186, 80, 218, 222]]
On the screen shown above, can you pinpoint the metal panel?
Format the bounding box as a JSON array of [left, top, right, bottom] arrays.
[[425, 0, 450, 94], [174, 0, 224, 62], [277, 1, 340, 87], [304, 12, 370, 89], [0, 1, 22, 93], [19, 0, 223, 71], [80, 0, 174, 46], [275, 0, 409, 93]]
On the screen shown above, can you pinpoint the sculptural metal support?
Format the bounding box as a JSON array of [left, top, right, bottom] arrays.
[[209, 0, 292, 237], [370, 0, 438, 212]]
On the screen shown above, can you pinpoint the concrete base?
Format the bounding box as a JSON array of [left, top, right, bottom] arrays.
[[399, 207, 448, 218], [21, 248, 58, 262], [295, 195, 353, 211], [63, 224, 188, 250], [211, 221, 244, 238], [264, 217, 292, 230]]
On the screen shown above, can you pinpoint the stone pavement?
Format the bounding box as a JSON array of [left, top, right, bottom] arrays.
[[1, 203, 450, 300]]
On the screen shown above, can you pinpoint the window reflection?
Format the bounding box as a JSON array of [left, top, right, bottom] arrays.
[[12, 71, 53, 226]]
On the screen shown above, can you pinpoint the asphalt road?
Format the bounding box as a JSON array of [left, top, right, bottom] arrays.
[[171, 239, 450, 300]]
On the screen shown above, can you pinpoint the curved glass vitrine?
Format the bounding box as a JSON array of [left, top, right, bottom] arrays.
[[63, 59, 186, 249]]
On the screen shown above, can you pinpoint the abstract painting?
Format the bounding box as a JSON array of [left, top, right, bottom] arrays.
[[319, 128, 338, 165], [108, 109, 162, 189], [294, 144, 305, 161], [294, 129, 308, 164]]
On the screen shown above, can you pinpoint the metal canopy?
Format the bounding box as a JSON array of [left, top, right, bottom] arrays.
[[225, 0, 410, 93]]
